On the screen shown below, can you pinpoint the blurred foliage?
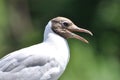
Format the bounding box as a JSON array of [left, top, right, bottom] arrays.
[[0, 0, 120, 80]]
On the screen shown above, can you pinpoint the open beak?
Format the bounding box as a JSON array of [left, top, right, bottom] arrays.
[[67, 25, 93, 43]]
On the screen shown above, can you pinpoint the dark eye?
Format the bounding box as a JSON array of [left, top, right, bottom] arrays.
[[62, 22, 69, 27]]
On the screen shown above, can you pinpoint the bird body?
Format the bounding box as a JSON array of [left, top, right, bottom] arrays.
[[0, 17, 92, 80]]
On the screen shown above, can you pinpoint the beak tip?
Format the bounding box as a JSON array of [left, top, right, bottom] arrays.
[[90, 32, 93, 36], [84, 40, 89, 44]]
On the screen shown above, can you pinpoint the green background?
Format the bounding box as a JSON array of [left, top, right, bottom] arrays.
[[0, 0, 120, 80]]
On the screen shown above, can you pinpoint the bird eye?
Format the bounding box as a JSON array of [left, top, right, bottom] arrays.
[[62, 22, 69, 27]]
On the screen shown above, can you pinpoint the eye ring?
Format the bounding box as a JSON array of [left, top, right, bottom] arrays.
[[62, 22, 69, 27]]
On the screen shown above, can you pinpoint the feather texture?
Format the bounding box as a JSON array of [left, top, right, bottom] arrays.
[[0, 21, 70, 80]]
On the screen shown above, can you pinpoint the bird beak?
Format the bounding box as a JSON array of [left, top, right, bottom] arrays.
[[67, 25, 93, 43]]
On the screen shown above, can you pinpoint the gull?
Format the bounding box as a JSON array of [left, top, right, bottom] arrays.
[[0, 17, 93, 80]]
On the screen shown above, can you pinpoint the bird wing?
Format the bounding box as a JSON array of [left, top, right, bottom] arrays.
[[0, 43, 61, 80], [0, 60, 60, 80], [0, 43, 49, 72], [0, 54, 48, 72], [0, 61, 60, 80]]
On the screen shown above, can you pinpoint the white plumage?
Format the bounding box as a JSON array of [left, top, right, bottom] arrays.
[[0, 17, 92, 80]]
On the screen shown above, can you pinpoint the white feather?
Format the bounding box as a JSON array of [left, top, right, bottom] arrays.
[[0, 21, 70, 80]]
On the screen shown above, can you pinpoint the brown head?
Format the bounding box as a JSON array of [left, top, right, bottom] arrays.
[[51, 17, 93, 43]]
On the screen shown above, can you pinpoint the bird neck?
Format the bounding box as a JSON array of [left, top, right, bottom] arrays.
[[43, 21, 70, 69], [43, 21, 69, 51], [43, 21, 67, 44]]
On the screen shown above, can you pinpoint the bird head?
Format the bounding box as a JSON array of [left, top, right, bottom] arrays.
[[51, 17, 93, 43]]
